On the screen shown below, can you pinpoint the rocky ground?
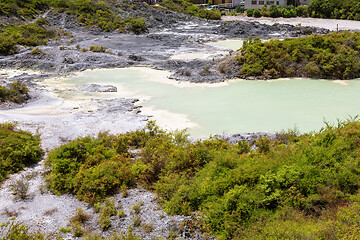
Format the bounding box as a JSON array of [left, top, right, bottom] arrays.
[[0, 3, 342, 239], [0, 4, 329, 83]]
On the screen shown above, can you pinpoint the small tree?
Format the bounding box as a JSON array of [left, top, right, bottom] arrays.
[[246, 8, 254, 17], [253, 9, 262, 18], [269, 4, 281, 17]]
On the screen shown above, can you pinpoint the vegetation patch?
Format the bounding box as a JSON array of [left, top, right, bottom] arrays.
[[0, 20, 55, 56], [236, 31, 360, 80], [0, 81, 30, 104], [45, 132, 136, 203], [160, 0, 221, 20], [0, 122, 43, 183], [246, 0, 360, 21], [0, 1, 148, 55], [46, 119, 360, 239], [0, 220, 56, 239], [97, 199, 118, 231]]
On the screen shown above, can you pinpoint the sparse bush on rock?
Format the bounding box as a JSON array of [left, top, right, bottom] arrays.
[[0, 81, 30, 103]]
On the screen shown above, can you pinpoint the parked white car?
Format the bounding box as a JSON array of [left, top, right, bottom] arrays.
[[206, 5, 219, 10]]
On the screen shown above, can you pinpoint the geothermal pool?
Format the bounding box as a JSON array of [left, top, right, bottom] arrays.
[[59, 67, 360, 137]]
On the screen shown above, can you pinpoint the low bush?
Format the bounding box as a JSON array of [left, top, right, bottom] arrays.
[[253, 9, 261, 18], [0, 81, 30, 103], [236, 31, 360, 80], [0, 123, 43, 183], [0, 0, 150, 56], [89, 45, 106, 53], [0, 22, 56, 55], [246, 8, 253, 17], [10, 177, 30, 200], [45, 119, 360, 239], [46, 132, 135, 203], [126, 17, 147, 34], [98, 199, 118, 230], [160, 0, 221, 20], [70, 208, 91, 237], [0, 220, 52, 239]]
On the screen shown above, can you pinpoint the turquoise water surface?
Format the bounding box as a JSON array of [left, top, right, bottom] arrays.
[[66, 68, 360, 137]]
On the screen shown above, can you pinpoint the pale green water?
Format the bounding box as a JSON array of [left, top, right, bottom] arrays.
[[66, 68, 360, 137], [205, 39, 244, 51]]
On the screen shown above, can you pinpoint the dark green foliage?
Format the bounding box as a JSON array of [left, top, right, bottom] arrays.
[[125, 17, 147, 34], [247, 5, 309, 18], [48, 0, 149, 33], [89, 45, 106, 53], [0, 21, 55, 55], [46, 119, 360, 239], [246, 8, 253, 17], [0, 0, 149, 55], [236, 31, 360, 80], [46, 132, 136, 203], [281, 5, 296, 18], [269, 4, 281, 17], [247, 0, 360, 20], [0, 123, 43, 183], [155, 120, 360, 239], [309, 0, 360, 20], [160, 0, 221, 20], [0, 81, 29, 103], [69, 208, 91, 237], [0, 220, 52, 240], [98, 199, 118, 230], [235, 6, 244, 13], [253, 9, 261, 18], [0, 0, 49, 18]]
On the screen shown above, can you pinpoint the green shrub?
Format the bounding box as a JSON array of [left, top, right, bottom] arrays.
[[236, 32, 360, 80], [10, 177, 30, 200], [46, 132, 135, 203], [253, 9, 261, 18], [30, 47, 41, 54], [161, 0, 220, 20], [269, 4, 281, 18], [126, 17, 147, 34], [235, 6, 244, 13], [281, 7, 296, 18], [0, 0, 150, 56], [45, 119, 360, 239], [0, 122, 43, 183], [246, 8, 254, 17], [89, 45, 106, 53], [98, 199, 117, 231], [70, 208, 91, 237], [0, 22, 55, 56], [0, 220, 51, 239], [0, 81, 30, 103], [260, 5, 270, 17]]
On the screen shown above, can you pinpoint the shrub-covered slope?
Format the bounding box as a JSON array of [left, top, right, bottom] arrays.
[[0, 81, 29, 103], [246, 0, 360, 21], [0, 123, 43, 183], [160, 0, 221, 20], [235, 31, 360, 80], [0, 0, 151, 55], [46, 120, 360, 239]]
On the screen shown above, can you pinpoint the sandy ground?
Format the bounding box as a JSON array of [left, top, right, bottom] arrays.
[[222, 15, 360, 31]]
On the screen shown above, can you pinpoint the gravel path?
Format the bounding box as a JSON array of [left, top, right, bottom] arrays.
[[222, 15, 360, 32]]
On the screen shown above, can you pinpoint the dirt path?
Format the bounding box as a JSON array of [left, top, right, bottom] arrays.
[[222, 15, 360, 32]]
